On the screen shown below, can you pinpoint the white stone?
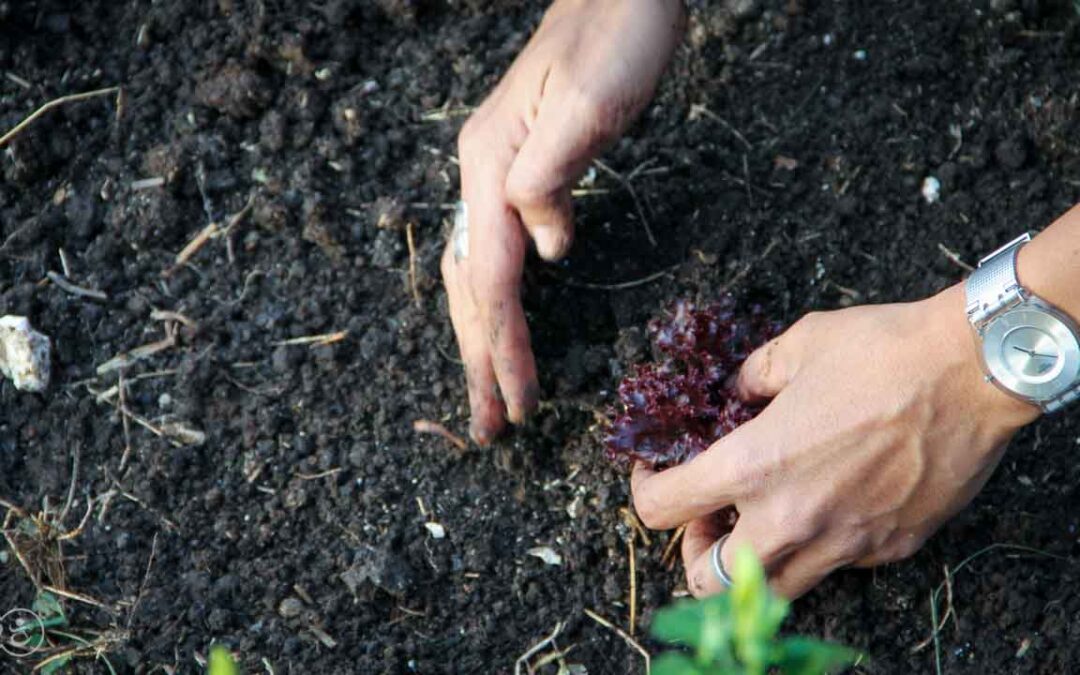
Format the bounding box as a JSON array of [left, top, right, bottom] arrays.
[[0, 316, 50, 392], [921, 176, 942, 204], [424, 522, 446, 539], [527, 546, 563, 566]]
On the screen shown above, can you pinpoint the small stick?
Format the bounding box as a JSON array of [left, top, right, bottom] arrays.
[[661, 524, 687, 570], [628, 532, 638, 637], [718, 238, 780, 294], [272, 330, 348, 347], [46, 271, 108, 301], [412, 419, 468, 450], [0, 86, 120, 149], [58, 248, 72, 278], [406, 221, 422, 308], [88, 386, 182, 448], [562, 264, 679, 291], [149, 309, 198, 329], [295, 468, 343, 481], [131, 177, 165, 191], [583, 609, 650, 675], [689, 104, 753, 151], [96, 329, 177, 374], [594, 159, 657, 247], [5, 72, 32, 90], [59, 443, 81, 524], [41, 584, 113, 611], [163, 222, 217, 277], [127, 532, 159, 629], [514, 621, 565, 675], [2, 520, 41, 587], [619, 507, 651, 546], [118, 373, 133, 472], [938, 242, 974, 273]]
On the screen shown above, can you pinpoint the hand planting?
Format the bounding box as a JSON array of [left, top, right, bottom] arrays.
[[605, 298, 780, 468]]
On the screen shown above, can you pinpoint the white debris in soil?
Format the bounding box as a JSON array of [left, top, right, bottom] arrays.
[[527, 546, 563, 566], [424, 522, 446, 539], [921, 175, 942, 204], [0, 316, 51, 392]]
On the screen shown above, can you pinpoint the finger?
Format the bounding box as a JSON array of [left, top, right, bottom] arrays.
[[736, 327, 806, 404], [505, 93, 599, 261], [681, 514, 732, 597], [682, 514, 793, 599], [768, 538, 852, 600], [631, 417, 768, 530], [458, 113, 540, 425], [442, 249, 505, 445]]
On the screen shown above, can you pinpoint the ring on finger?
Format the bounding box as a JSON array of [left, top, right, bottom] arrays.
[[710, 533, 733, 589], [452, 200, 469, 262]]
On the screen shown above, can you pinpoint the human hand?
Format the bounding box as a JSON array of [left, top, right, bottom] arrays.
[[631, 285, 1040, 599], [442, 0, 685, 444]]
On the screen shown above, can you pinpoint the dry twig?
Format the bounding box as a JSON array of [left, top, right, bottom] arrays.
[[272, 330, 348, 347], [0, 86, 120, 149], [594, 159, 657, 247], [406, 221, 422, 308], [46, 271, 108, 301], [583, 608, 650, 675], [514, 621, 565, 675], [412, 419, 468, 450]]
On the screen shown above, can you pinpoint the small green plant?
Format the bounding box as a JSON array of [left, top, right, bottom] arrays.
[[208, 644, 239, 675], [650, 546, 861, 675]]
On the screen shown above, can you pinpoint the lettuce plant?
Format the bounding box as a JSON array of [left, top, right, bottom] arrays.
[[605, 299, 779, 467]]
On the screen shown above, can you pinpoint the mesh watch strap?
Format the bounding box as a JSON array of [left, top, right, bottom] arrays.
[[964, 233, 1030, 331]]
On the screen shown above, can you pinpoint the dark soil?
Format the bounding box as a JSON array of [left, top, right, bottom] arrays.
[[1, 0, 1080, 673]]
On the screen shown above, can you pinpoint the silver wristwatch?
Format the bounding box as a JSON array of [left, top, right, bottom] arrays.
[[965, 233, 1080, 413]]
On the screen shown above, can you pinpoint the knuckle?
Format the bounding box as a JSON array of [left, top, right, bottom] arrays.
[[891, 534, 925, 561], [580, 91, 626, 136], [633, 492, 665, 530], [504, 166, 547, 209]]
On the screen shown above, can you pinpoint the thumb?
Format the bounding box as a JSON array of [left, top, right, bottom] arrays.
[[505, 93, 617, 261]]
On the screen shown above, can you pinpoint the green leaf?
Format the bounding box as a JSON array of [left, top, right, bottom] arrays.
[[40, 654, 72, 675], [31, 591, 67, 624], [208, 645, 239, 675], [651, 596, 706, 645], [730, 546, 788, 674], [653, 652, 714, 675], [775, 637, 861, 675]]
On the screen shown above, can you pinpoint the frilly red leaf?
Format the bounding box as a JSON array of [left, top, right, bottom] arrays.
[[604, 298, 780, 469]]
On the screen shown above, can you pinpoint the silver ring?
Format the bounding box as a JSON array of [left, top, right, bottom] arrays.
[[710, 533, 733, 589], [452, 200, 469, 262]]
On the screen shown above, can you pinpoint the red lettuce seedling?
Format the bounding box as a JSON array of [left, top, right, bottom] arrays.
[[605, 298, 780, 468]]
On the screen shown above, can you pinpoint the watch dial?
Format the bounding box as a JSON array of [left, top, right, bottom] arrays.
[[1000, 326, 1063, 382]]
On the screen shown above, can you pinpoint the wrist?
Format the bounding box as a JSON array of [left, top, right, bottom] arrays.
[[925, 284, 1041, 433]]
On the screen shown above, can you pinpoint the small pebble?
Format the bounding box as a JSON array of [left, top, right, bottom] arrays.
[[921, 176, 941, 204], [424, 522, 446, 539], [278, 597, 304, 618]]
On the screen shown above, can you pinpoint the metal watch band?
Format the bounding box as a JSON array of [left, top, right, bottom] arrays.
[[964, 232, 1080, 413], [964, 233, 1030, 332]]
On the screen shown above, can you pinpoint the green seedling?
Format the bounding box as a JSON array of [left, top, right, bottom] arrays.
[[651, 546, 861, 675], [208, 644, 239, 675]]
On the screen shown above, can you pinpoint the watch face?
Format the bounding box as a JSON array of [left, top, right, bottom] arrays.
[[983, 306, 1080, 401]]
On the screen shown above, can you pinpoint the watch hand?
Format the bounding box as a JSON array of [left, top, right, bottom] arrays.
[[1011, 345, 1057, 359]]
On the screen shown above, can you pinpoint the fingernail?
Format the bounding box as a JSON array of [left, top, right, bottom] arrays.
[[469, 422, 491, 446], [533, 226, 568, 261]]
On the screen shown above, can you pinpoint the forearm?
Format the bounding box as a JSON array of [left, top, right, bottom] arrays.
[[1019, 205, 1080, 317]]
